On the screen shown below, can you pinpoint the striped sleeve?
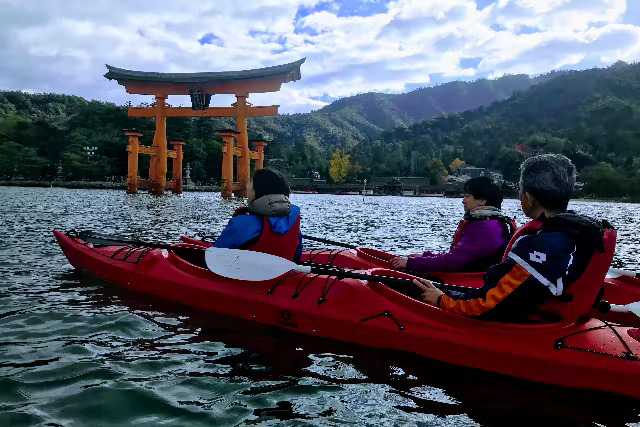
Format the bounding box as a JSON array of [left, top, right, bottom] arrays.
[[439, 264, 531, 316]]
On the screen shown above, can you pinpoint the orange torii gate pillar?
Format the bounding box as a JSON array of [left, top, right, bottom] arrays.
[[169, 139, 185, 194], [217, 130, 268, 199], [125, 130, 143, 194], [218, 129, 239, 198], [124, 130, 185, 194], [251, 139, 268, 170]]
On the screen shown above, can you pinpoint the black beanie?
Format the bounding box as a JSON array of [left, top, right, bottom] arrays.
[[252, 168, 290, 199]]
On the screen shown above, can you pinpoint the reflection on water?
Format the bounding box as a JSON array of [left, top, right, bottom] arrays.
[[1, 187, 639, 426]]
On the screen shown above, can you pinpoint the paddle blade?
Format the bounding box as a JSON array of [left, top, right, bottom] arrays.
[[607, 268, 640, 279], [609, 301, 640, 317], [204, 247, 311, 281]]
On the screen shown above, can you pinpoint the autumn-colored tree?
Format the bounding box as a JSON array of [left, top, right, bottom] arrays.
[[449, 158, 466, 173], [329, 149, 350, 184]]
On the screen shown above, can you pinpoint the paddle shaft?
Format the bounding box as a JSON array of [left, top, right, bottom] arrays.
[[78, 231, 205, 253], [302, 234, 357, 249], [308, 265, 469, 293]]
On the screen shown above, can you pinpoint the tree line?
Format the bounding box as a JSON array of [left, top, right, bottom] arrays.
[[1, 61, 640, 199]]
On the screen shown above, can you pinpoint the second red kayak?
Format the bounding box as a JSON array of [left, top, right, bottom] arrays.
[[179, 237, 640, 326]]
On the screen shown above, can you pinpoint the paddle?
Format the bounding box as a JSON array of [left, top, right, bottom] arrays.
[[76, 231, 205, 254], [204, 248, 640, 317], [610, 301, 640, 316], [607, 268, 640, 280], [302, 234, 357, 249], [204, 247, 465, 294]]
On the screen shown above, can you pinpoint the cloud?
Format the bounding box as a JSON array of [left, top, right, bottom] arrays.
[[0, 0, 638, 113]]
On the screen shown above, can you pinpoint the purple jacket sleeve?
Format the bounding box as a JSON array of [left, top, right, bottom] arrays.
[[406, 220, 507, 272]]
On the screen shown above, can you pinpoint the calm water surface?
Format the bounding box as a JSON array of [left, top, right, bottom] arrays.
[[1, 187, 640, 426]]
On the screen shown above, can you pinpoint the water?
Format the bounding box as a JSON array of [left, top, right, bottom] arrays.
[[1, 187, 640, 426]]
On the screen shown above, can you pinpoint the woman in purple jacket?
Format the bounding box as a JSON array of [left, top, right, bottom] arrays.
[[390, 176, 515, 273]]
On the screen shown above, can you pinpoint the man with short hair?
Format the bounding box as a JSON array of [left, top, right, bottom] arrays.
[[414, 154, 611, 323], [391, 176, 514, 272]]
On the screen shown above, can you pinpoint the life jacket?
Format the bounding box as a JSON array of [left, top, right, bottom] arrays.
[[501, 220, 543, 262], [232, 206, 301, 260], [503, 214, 616, 323], [450, 214, 517, 271]]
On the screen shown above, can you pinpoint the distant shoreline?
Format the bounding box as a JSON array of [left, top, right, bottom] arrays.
[[1, 181, 637, 203], [0, 180, 220, 192]]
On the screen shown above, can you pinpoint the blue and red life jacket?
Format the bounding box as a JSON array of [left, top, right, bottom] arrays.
[[232, 206, 302, 260], [502, 215, 616, 323]]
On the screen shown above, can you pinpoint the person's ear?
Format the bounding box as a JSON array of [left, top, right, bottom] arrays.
[[524, 192, 536, 210], [479, 199, 487, 206]]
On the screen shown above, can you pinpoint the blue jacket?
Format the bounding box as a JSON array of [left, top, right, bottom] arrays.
[[214, 204, 303, 260]]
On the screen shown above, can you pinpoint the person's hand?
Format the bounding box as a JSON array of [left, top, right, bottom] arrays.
[[390, 256, 408, 270], [413, 278, 444, 306]]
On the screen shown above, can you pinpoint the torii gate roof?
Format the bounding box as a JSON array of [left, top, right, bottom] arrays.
[[104, 58, 305, 95]]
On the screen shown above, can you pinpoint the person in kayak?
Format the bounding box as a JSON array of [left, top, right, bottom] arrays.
[[413, 154, 612, 323], [214, 168, 303, 261], [390, 176, 514, 272]]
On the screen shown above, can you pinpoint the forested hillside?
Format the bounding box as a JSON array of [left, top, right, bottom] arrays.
[[1, 62, 639, 199], [366, 61, 640, 198]]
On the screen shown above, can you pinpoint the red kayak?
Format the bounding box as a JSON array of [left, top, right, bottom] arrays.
[[55, 230, 640, 399], [179, 236, 640, 327]]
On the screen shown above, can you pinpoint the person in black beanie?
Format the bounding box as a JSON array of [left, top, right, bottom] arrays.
[[214, 168, 303, 261]]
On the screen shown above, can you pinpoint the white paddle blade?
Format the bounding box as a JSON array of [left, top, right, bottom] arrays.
[[607, 268, 639, 279], [204, 247, 311, 281], [609, 301, 640, 317]]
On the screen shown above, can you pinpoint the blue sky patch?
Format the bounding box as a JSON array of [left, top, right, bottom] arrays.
[[460, 57, 483, 69], [490, 23, 507, 32], [475, 0, 495, 11], [311, 94, 338, 103], [198, 33, 223, 46], [515, 25, 541, 35], [335, 0, 388, 17], [624, 1, 640, 26]]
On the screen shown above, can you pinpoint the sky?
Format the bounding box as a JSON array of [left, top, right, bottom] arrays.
[[1, 0, 640, 113]]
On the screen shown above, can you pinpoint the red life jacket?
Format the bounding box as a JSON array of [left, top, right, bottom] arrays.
[[502, 217, 616, 323], [232, 206, 301, 260], [501, 220, 543, 262], [450, 220, 467, 248]]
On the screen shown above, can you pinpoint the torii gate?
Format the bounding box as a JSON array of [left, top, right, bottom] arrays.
[[104, 58, 305, 197]]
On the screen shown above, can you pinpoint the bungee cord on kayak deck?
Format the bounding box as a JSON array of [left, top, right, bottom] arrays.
[[360, 311, 405, 331], [67, 230, 155, 264], [555, 320, 639, 361]]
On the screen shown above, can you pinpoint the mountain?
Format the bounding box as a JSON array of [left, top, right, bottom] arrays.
[[318, 74, 535, 127], [369, 61, 640, 198]]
